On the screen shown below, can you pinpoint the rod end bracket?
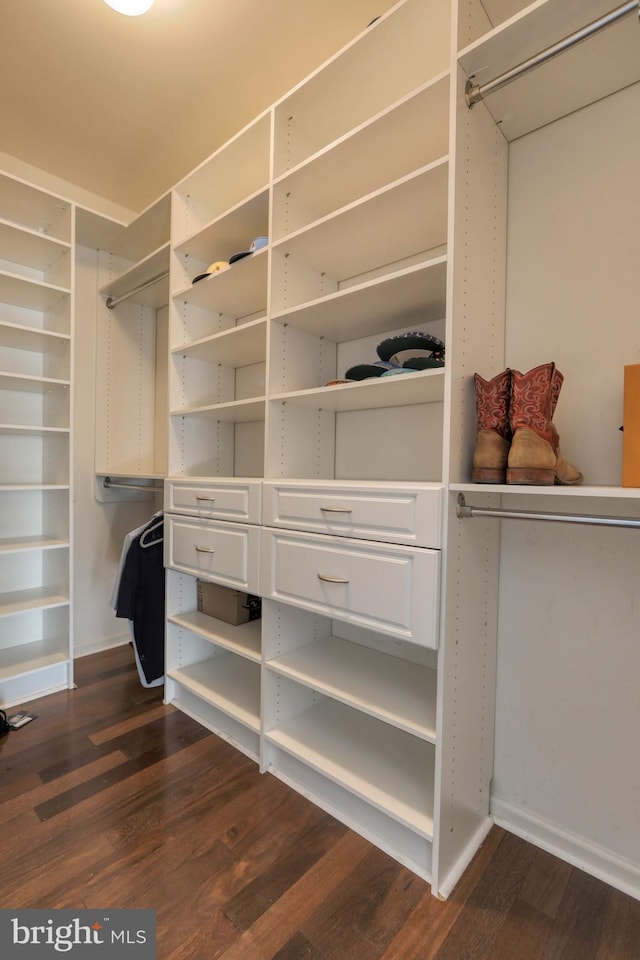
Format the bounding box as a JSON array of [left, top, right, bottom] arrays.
[[465, 79, 481, 109]]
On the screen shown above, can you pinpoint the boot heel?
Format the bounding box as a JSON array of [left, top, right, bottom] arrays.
[[472, 466, 507, 483], [506, 467, 555, 485]]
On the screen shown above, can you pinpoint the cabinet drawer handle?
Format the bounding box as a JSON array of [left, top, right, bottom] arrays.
[[317, 573, 349, 584], [320, 506, 352, 513], [195, 496, 216, 502], [195, 545, 215, 553]]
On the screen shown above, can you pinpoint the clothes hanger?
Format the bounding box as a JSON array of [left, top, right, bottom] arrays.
[[139, 515, 164, 548]]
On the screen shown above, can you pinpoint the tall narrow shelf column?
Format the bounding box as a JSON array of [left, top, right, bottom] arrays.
[[0, 172, 74, 706]]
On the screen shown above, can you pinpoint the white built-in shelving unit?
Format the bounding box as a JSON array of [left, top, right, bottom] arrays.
[[162, 0, 459, 894], [0, 172, 74, 706]]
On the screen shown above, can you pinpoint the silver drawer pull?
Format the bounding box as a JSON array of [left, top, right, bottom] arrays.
[[317, 573, 349, 584], [320, 506, 352, 513], [195, 545, 215, 554], [195, 496, 216, 502]]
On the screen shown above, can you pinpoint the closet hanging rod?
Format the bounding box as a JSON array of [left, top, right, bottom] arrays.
[[456, 493, 640, 529], [105, 270, 169, 310], [103, 477, 162, 493], [465, 0, 639, 108]]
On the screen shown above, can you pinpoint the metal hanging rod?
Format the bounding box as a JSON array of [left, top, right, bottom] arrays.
[[105, 270, 169, 310], [465, 0, 639, 108], [103, 477, 162, 493], [456, 493, 640, 529]]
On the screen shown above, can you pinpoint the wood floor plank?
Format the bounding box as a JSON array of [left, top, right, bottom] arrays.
[[217, 831, 373, 960], [89, 703, 175, 745], [519, 848, 573, 919], [379, 826, 507, 960], [595, 887, 640, 960], [272, 931, 326, 960], [486, 898, 554, 959], [35, 710, 210, 820], [0, 749, 128, 824], [430, 831, 538, 960], [540, 870, 609, 960], [224, 813, 348, 931], [301, 846, 425, 958]]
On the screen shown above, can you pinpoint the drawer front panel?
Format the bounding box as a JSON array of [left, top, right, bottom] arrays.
[[166, 517, 260, 592], [262, 482, 442, 547], [262, 528, 439, 648], [165, 479, 261, 523]]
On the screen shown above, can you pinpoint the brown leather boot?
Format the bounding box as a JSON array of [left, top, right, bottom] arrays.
[[472, 369, 511, 483], [549, 367, 583, 485], [507, 362, 582, 485]]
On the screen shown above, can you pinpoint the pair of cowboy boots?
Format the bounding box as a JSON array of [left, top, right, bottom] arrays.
[[472, 362, 583, 485]]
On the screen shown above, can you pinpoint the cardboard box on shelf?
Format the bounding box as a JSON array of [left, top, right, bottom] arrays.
[[196, 580, 261, 625]]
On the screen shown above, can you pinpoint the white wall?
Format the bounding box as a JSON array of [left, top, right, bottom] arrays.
[[491, 83, 640, 898]]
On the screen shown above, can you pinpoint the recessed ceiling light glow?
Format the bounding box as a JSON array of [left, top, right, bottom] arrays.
[[104, 0, 154, 15]]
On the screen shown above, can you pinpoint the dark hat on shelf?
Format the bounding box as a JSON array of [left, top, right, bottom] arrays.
[[344, 360, 400, 380], [376, 331, 445, 365], [228, 235, 269, 264]]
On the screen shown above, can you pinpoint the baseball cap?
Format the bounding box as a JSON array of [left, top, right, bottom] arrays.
[[192, 260, 229, 283], [229, 236, 268, 264]]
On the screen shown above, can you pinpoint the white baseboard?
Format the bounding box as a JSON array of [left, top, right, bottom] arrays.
[[74, 633, 131, 659], [491, 795, 640, 902]]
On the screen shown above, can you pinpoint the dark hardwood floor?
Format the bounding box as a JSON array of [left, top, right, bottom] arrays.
[[1, 644, 638, 959]]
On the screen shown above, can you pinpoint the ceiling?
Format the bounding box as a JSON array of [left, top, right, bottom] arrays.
[[1, 0, 396, 214]]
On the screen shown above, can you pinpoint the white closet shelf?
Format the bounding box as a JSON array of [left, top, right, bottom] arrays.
[[168, 611, 261, 663], [451, 483, 640, 501], [173, 249, 268, 320], [459, 0, 640, 141], [272, 0, 449, 176], [0, 321, 70, 351], [0, 537, 68, 554], [174, 187, 269, 263], [172, 318, 266, 368], [0, 372, 70, 393], [273, 161, 449, 282], [75, 207, 125, 250], [0, 174, 70, 241], [271, 258, 447, 342], [270, 369, 445, 413], [272, 78, 450, 239], [268, 749, 433, 881], [0, 642, 68, 681], [264, 697, 435, 838], [0, 484, 69, 492], [170, 397, 266, 423], [105, 193, 171, 264], [99, 242, 170, 309], [0, 425, 69, 435], [0, 271, 70, 311], [168, 655, 260, 731], [266, 634, 437, 741], [0, 218, 71, 271], [173, 111, 271, 231], [0, 587, 69, 618]]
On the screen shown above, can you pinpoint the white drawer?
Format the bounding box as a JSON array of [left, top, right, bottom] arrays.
[[166, 516, 260, 593], [261, 528, 439, 648], [165, 478, 261, 523], [262, 481, 442, 547]]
